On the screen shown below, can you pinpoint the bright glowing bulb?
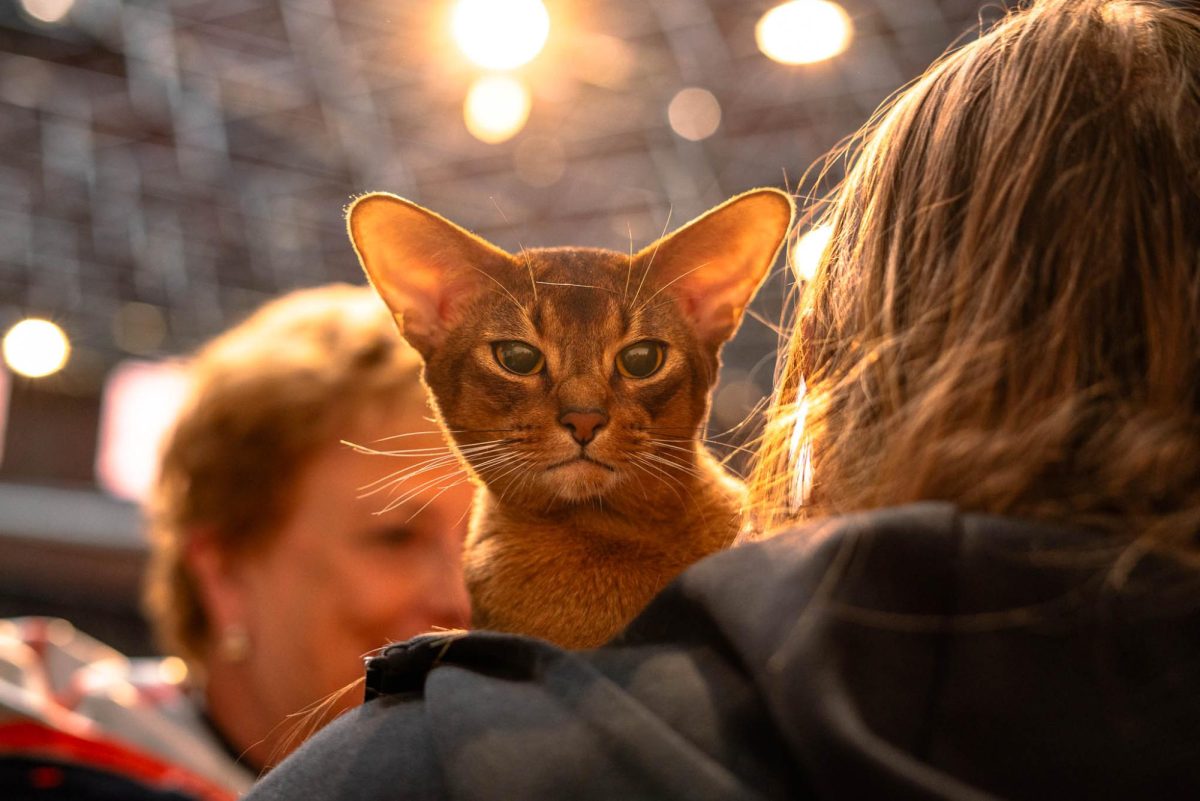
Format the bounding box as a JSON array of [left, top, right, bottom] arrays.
[[668, 87, 722, 142], [3, 318, 70, 378], [452, 0, 550, 70], [792, 224, 833, 282], [464, 75, 532, 144], [19, 0, 75, 24], [756, 0, 853, 65]]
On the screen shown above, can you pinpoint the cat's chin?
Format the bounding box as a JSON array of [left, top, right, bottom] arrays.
[[543, 458, 618, 502]]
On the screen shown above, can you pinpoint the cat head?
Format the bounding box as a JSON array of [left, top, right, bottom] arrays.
[[348, 190, 793, 506]]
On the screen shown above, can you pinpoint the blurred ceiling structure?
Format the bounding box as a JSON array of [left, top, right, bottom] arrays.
[[0, 0, 1005, 389]]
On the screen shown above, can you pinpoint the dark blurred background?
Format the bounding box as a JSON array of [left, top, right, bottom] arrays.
[[0, 0, 1006, 655]]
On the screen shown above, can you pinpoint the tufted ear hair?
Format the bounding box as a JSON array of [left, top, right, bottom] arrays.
[[347, 192, 513, 358], [636, 188, 794, 350]]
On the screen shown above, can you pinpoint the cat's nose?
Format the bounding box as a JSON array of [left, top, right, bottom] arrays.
[[559, 409, 608, 445]]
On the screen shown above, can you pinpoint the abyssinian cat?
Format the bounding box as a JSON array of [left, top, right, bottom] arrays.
[[348, 189, 793, 648]]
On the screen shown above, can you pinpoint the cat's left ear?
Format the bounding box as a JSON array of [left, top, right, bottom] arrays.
[[347, 192, 512, 358], [637, 188, 794, 348]]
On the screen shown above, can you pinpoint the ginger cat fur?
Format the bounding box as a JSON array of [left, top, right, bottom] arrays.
[[348, 189, 794, 648]]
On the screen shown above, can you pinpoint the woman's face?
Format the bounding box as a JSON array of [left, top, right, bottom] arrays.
[[229, 413, 473, 725]]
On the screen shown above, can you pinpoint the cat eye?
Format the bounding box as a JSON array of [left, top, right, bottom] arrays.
[[617, 341, 666, 379], [493, 341, 545, 376]]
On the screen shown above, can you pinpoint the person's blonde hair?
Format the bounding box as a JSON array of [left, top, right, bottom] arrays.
[[144, 284, 426, 663], [749, 0, 1200, 555]]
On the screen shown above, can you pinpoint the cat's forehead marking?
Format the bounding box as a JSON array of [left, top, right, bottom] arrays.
[[523, 248, 629, 337], [534, 292, 621, 375]]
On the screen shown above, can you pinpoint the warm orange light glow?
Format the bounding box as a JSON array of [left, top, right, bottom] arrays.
[[464, 75, 532, 144], [158, 656, 189, 685], [756, 0, 853, 65], [452, 0, 550, 70]]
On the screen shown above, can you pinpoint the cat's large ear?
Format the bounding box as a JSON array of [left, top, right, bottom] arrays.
[[347, 193, 513, 357], [636, 188, 794, 349]]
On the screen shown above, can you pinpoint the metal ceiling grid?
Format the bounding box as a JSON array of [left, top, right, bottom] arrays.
[[0, 0, 1002, 410]]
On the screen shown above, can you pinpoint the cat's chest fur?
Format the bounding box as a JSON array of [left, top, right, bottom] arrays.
[[464, 454, 744, 649]]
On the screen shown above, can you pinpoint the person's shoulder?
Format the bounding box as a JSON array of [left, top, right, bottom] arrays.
[[673, 501, 1092, 623], [248, 696, 444, 801], [652, 502, 971, 639], [667, 503, 1200, 798]]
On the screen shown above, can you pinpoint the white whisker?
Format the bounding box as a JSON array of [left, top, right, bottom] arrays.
[[624, 220, 634, 302], [357, 455, 465, 496], [377, 467, 469, 514], [627, 455, 686, 505], [403, 478, 472, 524], [367, 428, 516, 443], [535, 281, 616, 293], [634, 261, 713, 316], [630, 206, 673, 309], [472, 266, 534, 325], [648, 439, 699, 456], [643, 451, 705, 481]]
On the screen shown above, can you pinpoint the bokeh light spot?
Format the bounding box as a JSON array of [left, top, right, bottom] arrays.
[[113, 302, 167, 356], [756, 0, 853, 65], [158, 656, 189, 685], [19, 0, 74, 25], [3, 318, 70, 378], [464, 75, 532, 144], [668, 87, 722, 142], [452, 0, 550, 70]]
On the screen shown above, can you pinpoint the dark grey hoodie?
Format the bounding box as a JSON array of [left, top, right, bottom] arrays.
[[247, 502, 1200, 800]]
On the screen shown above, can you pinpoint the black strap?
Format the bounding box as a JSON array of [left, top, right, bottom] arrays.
[[362, 630, 563, 702]]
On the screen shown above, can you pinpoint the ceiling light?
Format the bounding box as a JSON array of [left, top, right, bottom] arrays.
[[452, 0, 550, 70], [3, 318, 70, 378], [756, 1, 853, 65], [464, 75, 532, 144]]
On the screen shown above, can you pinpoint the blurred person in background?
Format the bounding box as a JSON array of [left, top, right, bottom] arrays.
[[1, 284, 473, 799]]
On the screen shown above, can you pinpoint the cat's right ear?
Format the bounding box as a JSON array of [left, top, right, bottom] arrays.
[[347, 193, 512, 357]]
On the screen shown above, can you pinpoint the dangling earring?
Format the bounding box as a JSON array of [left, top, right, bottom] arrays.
[[217, 625, 251, 663]]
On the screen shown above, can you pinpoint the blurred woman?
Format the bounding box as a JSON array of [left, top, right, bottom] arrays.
[[1, 285, 472, 799], [141, 284, 472, 788], [248, 1, 1200, 799]]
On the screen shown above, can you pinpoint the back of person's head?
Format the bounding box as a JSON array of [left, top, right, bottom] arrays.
[[751, 0, 1200, 552], [144, 284, 424, 663]]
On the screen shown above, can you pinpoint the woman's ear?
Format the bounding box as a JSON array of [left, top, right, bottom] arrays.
[[185, 528, 247, 657], [346, 193, 514, 359], [636, 188, 795, 350]]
